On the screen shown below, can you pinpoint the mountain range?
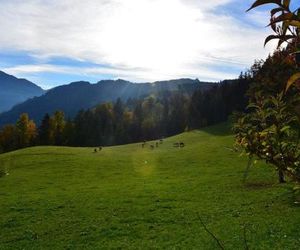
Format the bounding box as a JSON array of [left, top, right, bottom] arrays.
[[0, 74, 215, 126], [0, 71, 44, 113]]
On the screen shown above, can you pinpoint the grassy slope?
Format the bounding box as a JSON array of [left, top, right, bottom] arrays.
[[0, 123, 299, 249]]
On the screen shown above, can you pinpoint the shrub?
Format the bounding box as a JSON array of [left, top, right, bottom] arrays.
[[234, 92, 300, 183]]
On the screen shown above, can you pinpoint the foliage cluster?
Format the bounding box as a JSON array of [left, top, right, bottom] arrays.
[[248, 0, 300, 90], [234, 93, 300, 182], [235, 0, 300, 183]]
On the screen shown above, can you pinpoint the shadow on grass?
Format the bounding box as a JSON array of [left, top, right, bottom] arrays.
[[243, 181, 275, 190], [199, 122, 232, 136]]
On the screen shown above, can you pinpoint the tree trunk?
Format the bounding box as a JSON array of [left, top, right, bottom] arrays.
[[278, 169, 286, 183]]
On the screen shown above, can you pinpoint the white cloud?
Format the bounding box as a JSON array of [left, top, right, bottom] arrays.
[[0, 0, 274, 83], [3, 63, 235, 87], [180, 0, 234, 10]]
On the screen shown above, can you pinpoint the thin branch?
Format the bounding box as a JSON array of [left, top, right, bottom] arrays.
[[243, 155, 254, 182], [197, 214, 225, 250]]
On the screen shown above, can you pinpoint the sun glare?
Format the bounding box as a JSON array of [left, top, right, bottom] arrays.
[[100, 0, 203, 74]]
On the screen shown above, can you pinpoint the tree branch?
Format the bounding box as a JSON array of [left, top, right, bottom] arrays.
[[197, 214, 225, 250]]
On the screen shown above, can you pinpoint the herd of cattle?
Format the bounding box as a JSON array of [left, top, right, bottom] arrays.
[[142, 139, 185, 149], [93, 140, 185, 153]]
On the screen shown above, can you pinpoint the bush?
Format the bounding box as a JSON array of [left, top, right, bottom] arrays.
[[234, 93, 300, 183]]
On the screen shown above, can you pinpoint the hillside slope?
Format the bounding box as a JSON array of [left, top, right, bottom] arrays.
[[0, 123, 299, 249], [0, 71, 44, 113], [0, 78, 214, 126]]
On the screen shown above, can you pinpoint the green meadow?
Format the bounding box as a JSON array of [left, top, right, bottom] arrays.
[[0, 123, 299, 249]]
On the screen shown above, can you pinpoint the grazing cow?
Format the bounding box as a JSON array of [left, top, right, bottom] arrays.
[[94, 148, 98, 153], [159, 139, 163, 144], [156, 142, 159, 147], [99, 146, 102, 151], [180, 142, 185, 148]]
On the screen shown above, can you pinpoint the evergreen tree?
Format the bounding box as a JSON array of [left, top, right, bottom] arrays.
[[52, 111, 66, 145], [39, 113, 53, 145]]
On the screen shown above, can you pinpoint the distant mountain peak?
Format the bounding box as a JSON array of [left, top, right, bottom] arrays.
[[0, 77, 215, 126], [69, 81, 91, 86], [0, 70, 45, 113]]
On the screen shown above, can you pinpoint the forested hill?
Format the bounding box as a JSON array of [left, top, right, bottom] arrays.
[[0, 77, 249, 152], [0, 71, 45, 113], [0, 78, 214, 126]]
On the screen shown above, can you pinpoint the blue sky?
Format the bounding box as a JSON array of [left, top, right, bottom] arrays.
[[0, 0, 287, 89]]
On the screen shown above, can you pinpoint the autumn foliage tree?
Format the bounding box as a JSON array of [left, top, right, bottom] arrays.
[[15, 113, 37, 148], [234, 92, 300, 183], [0, 125, 17, 153], [234, 0, 300, 183], [247, 0, 300, 90]]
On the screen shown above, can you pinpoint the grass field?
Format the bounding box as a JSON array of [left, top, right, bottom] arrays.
[[0, 123, 299, 249]]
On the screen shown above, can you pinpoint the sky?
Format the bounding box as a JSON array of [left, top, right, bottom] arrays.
[[0, 0, 283, 89]]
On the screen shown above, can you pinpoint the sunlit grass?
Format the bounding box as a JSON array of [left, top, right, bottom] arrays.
[[0, 123, 299, 249]]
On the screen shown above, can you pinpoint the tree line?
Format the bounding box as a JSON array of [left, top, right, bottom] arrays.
[[0, 79, 249, 153]]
